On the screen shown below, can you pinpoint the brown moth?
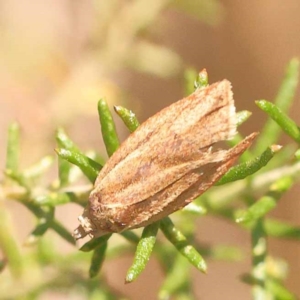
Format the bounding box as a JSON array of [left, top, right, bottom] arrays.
[[74, 80, 257, 239]]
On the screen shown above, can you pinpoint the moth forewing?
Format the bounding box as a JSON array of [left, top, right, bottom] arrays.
[[74, 80, 257, 240], [92, 80, 236, 207], [94, 80, 235, 187], [91, 132, 258, 233]]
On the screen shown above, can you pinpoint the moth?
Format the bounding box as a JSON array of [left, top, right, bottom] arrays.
[[74, 80, 257, 239]]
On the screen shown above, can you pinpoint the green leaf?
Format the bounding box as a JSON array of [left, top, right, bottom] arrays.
[[267, 278, 297, 300], [254, 58, 299, 153], [264, 219, 300, 240], [23, 156, 54, 180], [159, 254, 191, 300], [114, 106, 140, 133], [251, 219, 269, 299], [5, 122, 20, 172], [4, 169, 30, 190], [50, 220, 76, 245], [172, 0, 223, 26], [32, 192, 89, 207], [56, 127, 79, 150], [125, 222, 159, 283], [236, 110, 252, 127], [56, 148, 100, 183], [56, 128, 77, 186], [256, 100, 300, 143], [182, 202, 207, 215], [120, 231, 140, 244], [58, 156, 71, 187], [98, 99, 120, 157], [0, 198, 23, 278], [194, 69, 209, 89], [160, 217, 207, 273], [25, 223, 50, 245], [56, 128, 102, 184], [226, 111, 254, 162], [184, 67, 198, 95], [217, 145, 282, 185], [89, 242, 108, 278], [80, 234, 112, 252], [236, 177, 293, 224]]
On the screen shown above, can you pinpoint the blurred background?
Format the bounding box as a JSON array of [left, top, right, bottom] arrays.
[[1, 1, 300, 299]]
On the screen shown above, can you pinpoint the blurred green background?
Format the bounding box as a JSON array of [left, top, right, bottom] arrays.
[[1, 1, 300, 299]]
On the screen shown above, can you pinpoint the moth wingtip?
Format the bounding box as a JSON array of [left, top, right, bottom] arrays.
[[219, 78, 232, 90]]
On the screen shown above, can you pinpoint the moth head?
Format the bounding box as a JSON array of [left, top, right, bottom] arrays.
[[73, 193, 126, 240], [73, 214, 95, 240], [73, 201, 102, 240]]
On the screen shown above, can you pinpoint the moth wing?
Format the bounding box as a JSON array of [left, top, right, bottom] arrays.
[[106, 133, 258, 230], [95, 80, 235, 185], [91, 80, 237, 207]]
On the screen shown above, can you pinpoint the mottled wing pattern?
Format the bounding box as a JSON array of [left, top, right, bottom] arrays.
[[114, 133, 258, 230], [92, 80, 236, 207], [74, 80, 257, 240]]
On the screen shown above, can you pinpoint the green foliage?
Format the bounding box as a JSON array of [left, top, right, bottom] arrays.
[[1, 58, 300, 299], [125, 222, 159, 283]]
